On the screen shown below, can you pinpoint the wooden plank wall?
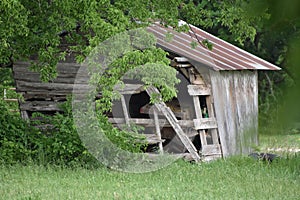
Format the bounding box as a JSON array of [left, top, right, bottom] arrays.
[[210, 70, 258, 156], [13, 61, 83, 113]]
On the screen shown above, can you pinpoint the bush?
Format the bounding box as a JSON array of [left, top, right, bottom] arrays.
[[0, 98, 98, 167], [29, 101, 100, 167], [29, 97, 146, 167], [0, 100, 43, 164], [0, 93, 147, 167]]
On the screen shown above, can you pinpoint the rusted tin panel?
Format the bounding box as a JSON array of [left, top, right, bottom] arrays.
[[147, 22, 281, 71]]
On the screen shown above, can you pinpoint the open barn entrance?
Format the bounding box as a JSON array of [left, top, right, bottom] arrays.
[[109, 71, 198, 154], [108, 60, 222, 161]]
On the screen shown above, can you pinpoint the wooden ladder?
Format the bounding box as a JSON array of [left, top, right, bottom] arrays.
[[146, 86, 201, 162], [187, 68, 222, 161]]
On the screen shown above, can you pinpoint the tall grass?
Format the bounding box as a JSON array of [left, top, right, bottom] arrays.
[[1, 156, 299, 200]]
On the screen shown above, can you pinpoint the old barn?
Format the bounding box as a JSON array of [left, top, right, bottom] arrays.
[[13, 22, 280, 161]]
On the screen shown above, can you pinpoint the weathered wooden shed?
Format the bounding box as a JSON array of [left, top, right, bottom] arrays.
[[13, 22, 280, 161]]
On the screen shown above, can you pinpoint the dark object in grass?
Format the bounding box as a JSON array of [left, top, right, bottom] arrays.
[[249, 152, 280, 163]]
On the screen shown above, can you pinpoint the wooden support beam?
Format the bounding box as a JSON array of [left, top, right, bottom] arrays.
[[154, 109, 163, 154], [192, 96, 202, 120], [205, 96, 220, 145], [187, 85, 211, 96], [199, 131, 207, 146], [108, 118, 194, 127], [193, 118, 218, 130], [206, 96, 214, 118], [120, 95, 130, 127], [188, 68, 208, 147]]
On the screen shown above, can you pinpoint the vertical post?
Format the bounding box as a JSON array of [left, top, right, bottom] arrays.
[[4, 88, 6, 99], [206, 96, 219, 144], [153, 109, 163, 154], [120, 95, 130, 127], [21, 111, 29, 120], [189, 68, 207, 146]]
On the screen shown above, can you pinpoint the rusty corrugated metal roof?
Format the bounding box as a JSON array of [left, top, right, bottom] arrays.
[[146, 21, 281, 71]]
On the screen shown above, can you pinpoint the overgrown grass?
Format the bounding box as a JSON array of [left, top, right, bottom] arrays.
[[259, 133, 300, 149], [257, 126, 300, 155], [0, 156, 299, 200]]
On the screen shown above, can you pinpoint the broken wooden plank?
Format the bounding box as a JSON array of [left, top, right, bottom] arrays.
[[187, 85, 211, 96], [193, 118, 218, 130], [146, 86, 201, 162]]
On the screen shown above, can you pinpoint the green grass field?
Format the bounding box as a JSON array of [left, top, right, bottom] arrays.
[[1, 156, 299, 200], [0, 126, 299, 200]]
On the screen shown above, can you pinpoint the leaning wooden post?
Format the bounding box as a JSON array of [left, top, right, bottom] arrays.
[[153, 108, 163, 154]]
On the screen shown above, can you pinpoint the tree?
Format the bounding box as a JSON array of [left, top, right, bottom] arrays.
[[1, 0, 299, 126], [0, 0, 182, 79]]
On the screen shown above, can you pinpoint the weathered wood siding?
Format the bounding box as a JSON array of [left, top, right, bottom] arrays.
[[13, 61, 82, 113], [210, 70, 258, 156]]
